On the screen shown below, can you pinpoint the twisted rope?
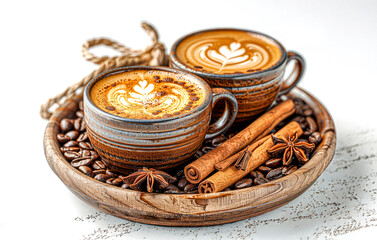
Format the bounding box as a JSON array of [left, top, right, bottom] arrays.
[[40, 22, 167, 119]]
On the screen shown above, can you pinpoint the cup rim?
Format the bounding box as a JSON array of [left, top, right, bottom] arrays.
[[170, 28, 288, 78], [83, 66, 213, 123]]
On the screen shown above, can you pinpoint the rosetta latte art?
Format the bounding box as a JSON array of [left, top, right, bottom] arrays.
[[187, 40, 271, 74], [108, 80, 190, 117]]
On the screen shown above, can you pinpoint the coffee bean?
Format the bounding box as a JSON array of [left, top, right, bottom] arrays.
[[186, 190, 199, 194], [250, 170, 264, 179], [64, 140, 78, 148], [76, 132, 88, 142], [234, 178, 253, 189], [65, 130, 79, 140], [57, 134, 70, 144], [78, 166, 93, 177], [90, 151, 99, 160], [74, 118, 86, 132], [309, 132, 322, 145], [106, 178, 123, 186], [60, 118, 73, 132], [71, 157, 93, 168], [257, 166, 272, 174], [175, 169, 184, 179], [285, 165, 298, 175], [79, 142, 93, 150], [184, 183, 197, 193], [60, 147, 80, 152], [92, 160, 106, 170], [93, 169, 106, 175], [190, 96, 199, 101], [76, 110, 84, 118], [224, 188, 232, 191], [121, 183, 130, 189], [177, 177, 189, 190], [164, 184, 183, 194], [266, 167, 283, 180], [212, 135, 227, 147], [194, 150, 205, 158], [81, 149, 91, 157], [254, 177, 269, 186], [94, 173, 110, 182], [79, 101, 84, 111], [106, 170, 118, 178], [64, 151, 81, 160], [265, 158, 282, 168]]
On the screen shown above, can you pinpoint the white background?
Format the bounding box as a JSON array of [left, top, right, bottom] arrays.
[[1, 0, 377, 239]]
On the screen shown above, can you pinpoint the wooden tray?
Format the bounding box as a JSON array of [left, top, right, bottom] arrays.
[[43, 87, 336, 226]]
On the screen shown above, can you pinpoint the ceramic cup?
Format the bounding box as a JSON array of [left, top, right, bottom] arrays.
[[169, 28, 305, 122], [83, 66, 238, 173]]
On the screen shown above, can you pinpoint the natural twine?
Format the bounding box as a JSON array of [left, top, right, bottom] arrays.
[[40, 22, 168, 119]]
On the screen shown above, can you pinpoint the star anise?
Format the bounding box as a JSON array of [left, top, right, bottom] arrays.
[[267, 132, 315, 165], [123, 167, 176, 193]]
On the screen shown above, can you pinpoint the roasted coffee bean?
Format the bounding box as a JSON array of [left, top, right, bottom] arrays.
[[309, 132, 322, 145], [164, 184, 183, 194], [79, 101, 84, 111], [306, 116, 317, 132], [74, 118, 86, 132], [285, 165, 298, 175], [302, 108, 313, 116], [92, 160, 106, 170], [299, 122, 307, 130], [254, 177, 269, 186], [234, 178, 253, 189], [177, 177, 189, 190], [93, 169, 106, 175], [64, 140, 78, 148], [257, 166, 272, 174], [60, 147, 80, 152], [224, 188, 232, 191], [212, 135, 227, 147], [265, 158, 282, 168], [186, 189, 199, 194], [94, 173, 110, 182], [250, 170, 264, 179], [90, 151, 99, 160], [175, 169, 184, 179], [184, 183, 197, 192], [71, 157, 93, 168], [82, 149, 91, 157], [121, 183, 130, 189], [79, 142, 93, 150], [60, 118, 73, 132], [78, 166, 93, 177], [202, 146, 214, 153], [65, 130, 79, 140], [106, 170, 118, 178], [106, 178, 123, 186], [57, 134, 70, 144], [76, 132, 88, 142], [266, 167, 283, 180], [64, 151, 81, 160], [76, 110, 84, 118]]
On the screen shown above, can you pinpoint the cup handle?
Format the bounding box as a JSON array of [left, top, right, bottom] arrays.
[[279, 51, 306, 95], [205, 88, 238, 140]]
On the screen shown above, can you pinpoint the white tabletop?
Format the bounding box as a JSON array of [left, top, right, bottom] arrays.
[[1, 0, 377, 239]]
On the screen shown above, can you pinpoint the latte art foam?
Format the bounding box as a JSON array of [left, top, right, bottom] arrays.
[[90, 70, 205, 119], [176, 30, 282, 74]]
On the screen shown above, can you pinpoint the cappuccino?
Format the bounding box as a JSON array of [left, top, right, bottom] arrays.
[[90, 70, 205, 119], [175, 29, 282, 74]]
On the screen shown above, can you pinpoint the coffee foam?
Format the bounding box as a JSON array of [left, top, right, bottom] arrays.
[[90, 70, 205, 119], [176, 30, 282, 74]]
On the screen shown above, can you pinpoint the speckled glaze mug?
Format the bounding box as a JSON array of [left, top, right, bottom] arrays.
[[83, 66, 238, 173], [170, 28, 305, 122]]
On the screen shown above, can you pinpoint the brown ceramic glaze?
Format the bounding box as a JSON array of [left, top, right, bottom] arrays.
[[83, 66, 238, 173], [170, 28, 305, 122], [43, 87, 336, 226]]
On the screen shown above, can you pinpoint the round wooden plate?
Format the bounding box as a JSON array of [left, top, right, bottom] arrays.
[[43, 87, 336, 227]]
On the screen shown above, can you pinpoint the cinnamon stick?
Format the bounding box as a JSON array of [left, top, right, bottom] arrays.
[[184, 100, 295, 184], [198, 121, 303, 194], [215, 150, 244, 171]]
